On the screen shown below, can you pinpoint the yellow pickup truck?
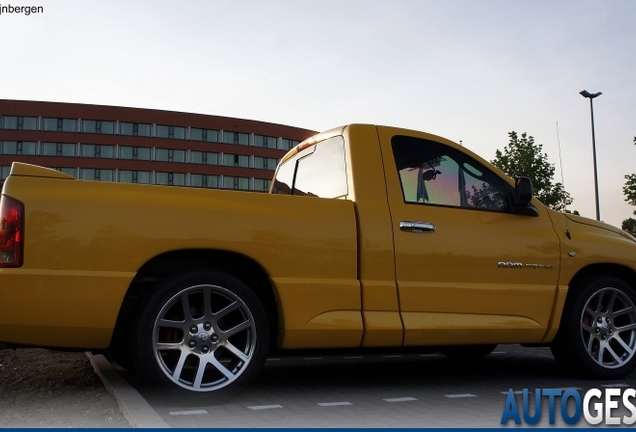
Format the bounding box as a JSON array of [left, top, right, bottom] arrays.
[[1, 124, 636, 399]]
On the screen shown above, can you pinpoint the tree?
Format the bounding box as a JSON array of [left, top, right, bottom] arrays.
[[621, 172, 636, 236], [492, 131, 573, 212]]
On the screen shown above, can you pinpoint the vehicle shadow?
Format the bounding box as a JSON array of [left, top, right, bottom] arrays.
[[123, 345, 635, 408], [254, 346, 565, 390]]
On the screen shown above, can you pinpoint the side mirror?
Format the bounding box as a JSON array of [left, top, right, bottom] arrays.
[[514, 177, 539, 216]]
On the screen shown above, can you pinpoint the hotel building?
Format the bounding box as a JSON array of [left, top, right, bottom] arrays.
[[0, 100, 316, 191]]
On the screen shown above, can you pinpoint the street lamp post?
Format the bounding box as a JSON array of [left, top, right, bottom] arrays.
[[580, 90, 602, 221]]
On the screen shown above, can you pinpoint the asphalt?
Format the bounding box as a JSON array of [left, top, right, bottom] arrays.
[[86, 353, 169, 428], [86, 346, 636, 428]]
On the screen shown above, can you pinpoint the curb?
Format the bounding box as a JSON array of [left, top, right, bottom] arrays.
[[86, 352, 170, 428]]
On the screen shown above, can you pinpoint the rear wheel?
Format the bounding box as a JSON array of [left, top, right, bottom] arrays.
[[551, 276, 636, 379], [130, 270, 269, 400]]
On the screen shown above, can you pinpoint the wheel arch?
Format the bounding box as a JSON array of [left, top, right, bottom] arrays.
[[551, 263, 636, 378], [567, 263, 636, 294], [109, 249, 280, 356], [550, 262, 636, 340]]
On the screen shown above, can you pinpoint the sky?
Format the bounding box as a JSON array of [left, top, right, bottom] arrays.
[[2, 0, 635, 228]]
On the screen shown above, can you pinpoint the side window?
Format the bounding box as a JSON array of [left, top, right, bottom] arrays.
[[271, 136, 348, 199], [392, 136, 509, 212]]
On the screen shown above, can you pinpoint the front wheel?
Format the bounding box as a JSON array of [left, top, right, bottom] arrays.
[[551, 276, 636, 379], [130, 270, 270, 400]]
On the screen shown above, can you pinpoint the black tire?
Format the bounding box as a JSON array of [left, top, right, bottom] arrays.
[[438, 344, 497, 360], [106, 345, 135, 372], [130, 269, 270, 401], [551, 276, 636, 379]]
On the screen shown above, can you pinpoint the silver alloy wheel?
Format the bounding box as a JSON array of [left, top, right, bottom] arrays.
[[151, 284, 257, 392], [580, 287, 636, 369]]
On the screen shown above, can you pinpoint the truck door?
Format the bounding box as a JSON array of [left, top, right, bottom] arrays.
[[377, 129, 561, 346]]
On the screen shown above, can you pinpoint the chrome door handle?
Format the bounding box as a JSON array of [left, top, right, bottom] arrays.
[[399, 221, 436, 233]]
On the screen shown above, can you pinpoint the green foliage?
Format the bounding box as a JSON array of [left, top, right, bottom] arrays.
[[622, 218, 636, 237], [492, 131, 573, 212], [621, 173, 636, 235], [623, 173, 636, 207]]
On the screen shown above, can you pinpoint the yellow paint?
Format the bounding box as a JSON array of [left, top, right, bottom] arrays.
[[0, 270, 131, 347], [361, 311, 404, 346], [2, 124, 636, 352], [9, 162, 73, 179], [401, 312, 546, 345], [281, 311, 363, 348]]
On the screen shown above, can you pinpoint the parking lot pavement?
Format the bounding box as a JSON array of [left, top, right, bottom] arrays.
[[96, 344, 636, 428]]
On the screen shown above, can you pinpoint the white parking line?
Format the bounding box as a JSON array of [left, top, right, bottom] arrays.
[[383, 397, 418, 402], [317, 401, 353, 407], [444, 393, 477, 398], [169, 409, 208, 416], [492, 351, 505, 354], [602, 383, 629, 388], [501, 391, 531, 395], [247, 405, 283, 410]]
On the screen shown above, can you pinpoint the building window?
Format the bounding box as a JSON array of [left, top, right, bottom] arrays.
[[222, 131, 249, 146], [0, 141, 37, 155], [1, 116, 38, 130], [222, 176, 249, 190], [54, 167, 77, 178], [42, 118, 77, 132], [119, 122, 151, 137], [119, 146, 151, 160], [189, 151, 218, 165], [190, 151, 202, 164], [80, 168, 114, 182], [238, 177, 249, 190], [253, 178, 271, 192], [223, 153, 249, 168], [41, 142, 77, 157], [155, 172, 185, 186], [190, 174, 218, 188], [190, 128, 219, 142], [119, 170, 151, 184], [0, 166, 11, 180], [156, 172, 167, 185], [82, 120, 115, 134], [253, 156, 278, 170], [80, 144, 115, 158], [281, 138, 299, 151], [155, 148, 186, 163], [254, 135, 277, 149], [156, 125, 186, 140]]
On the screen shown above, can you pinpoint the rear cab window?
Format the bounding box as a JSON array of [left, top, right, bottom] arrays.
[[272, 136, 348, 199]]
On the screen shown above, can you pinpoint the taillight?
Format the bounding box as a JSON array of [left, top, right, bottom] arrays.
[[0, 196, 23, 267]]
